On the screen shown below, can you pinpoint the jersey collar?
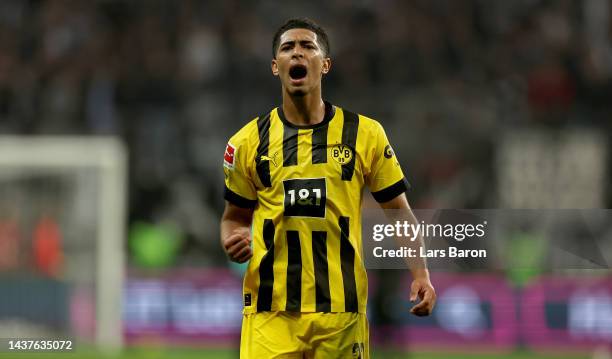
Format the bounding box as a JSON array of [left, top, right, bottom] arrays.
[[277, 101, 336, 130]]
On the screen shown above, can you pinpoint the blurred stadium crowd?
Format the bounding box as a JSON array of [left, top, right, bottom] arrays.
[[0, 0, 610, 267]]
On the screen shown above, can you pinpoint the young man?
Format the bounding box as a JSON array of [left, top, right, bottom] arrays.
[[221, 18, 435, 358]]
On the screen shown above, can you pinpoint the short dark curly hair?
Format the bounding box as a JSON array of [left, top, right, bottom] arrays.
[[272, 18, 330, 58]]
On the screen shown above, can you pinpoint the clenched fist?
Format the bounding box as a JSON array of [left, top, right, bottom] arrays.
[[222, 227, 252, 263]]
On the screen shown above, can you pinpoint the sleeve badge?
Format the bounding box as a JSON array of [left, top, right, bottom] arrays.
[[224, 142, 236, 169]]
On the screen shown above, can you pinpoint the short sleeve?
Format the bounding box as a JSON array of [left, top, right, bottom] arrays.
[[223, 138, 257, 208], [366, 122, 410, 203]]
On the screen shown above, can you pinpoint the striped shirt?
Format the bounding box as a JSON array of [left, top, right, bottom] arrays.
[[223, 101, 408, 313]]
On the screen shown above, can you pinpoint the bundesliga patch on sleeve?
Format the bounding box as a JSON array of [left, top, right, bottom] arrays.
[[224, 142, 236, 169]]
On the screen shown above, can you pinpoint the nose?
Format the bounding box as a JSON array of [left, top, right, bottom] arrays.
[[291, 45, 304, 59]]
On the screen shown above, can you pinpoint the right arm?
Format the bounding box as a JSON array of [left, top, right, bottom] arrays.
[[221, 126, 258, 263], [220, 202, 254, 263]]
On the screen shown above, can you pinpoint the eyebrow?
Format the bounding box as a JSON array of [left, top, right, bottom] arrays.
[[280, 40, 317, 47]]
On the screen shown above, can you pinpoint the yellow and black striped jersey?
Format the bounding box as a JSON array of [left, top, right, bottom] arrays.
[[223, 101, 408, 314]]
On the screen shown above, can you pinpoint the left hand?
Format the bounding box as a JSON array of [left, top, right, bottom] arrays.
[[409, 277, 436, 316]]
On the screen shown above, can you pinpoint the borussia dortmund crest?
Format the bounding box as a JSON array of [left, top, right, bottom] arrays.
[[331, 144, 353, 164]]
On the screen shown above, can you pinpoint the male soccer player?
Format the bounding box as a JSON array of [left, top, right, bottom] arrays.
[[221, 18, 435, 358]]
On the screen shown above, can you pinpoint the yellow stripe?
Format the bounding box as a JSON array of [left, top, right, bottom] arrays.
[[272, 231, 287, 311], [297, 129, 312, 166], [299, 226, 316, 312], [327, 219, 344, 312]]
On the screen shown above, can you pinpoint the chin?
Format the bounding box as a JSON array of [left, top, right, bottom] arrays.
[[289, 89, 307, 96], [286, 85, 307, 96]]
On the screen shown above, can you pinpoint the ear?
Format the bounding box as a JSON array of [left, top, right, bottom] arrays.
[[271, 59, 279, 76], [321, 57, 331, 75]]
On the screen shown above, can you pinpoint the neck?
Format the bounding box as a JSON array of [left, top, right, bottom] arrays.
[[281, 87, 325, 126]]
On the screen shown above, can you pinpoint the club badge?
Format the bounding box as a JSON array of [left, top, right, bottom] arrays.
[[331, 144, 353, 164]]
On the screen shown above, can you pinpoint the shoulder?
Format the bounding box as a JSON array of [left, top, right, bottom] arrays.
[[225, 115, 263, 169], [228, 115, 262, 149], [337, 106, 385, 135]]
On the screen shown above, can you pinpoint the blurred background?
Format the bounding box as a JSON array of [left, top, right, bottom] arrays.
[[0, 0, 611, 358]]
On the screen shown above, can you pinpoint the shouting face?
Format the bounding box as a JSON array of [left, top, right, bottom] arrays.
[[272, 28, 331, 96]]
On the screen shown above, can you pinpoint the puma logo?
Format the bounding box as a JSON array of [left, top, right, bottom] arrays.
[[260, 151, 279, 167]]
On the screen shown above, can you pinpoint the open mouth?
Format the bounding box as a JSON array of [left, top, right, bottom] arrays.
[[289, 65, 308, 80]]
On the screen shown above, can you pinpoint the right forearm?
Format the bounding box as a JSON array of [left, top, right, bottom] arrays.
[[220, 203, 254, 263], [220, 202, 254, 244], [220, 216, 251, 243]]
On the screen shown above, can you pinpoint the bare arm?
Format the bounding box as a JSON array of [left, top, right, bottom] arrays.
[[379, 193, 436, 316], [220, 202, 254, 263]]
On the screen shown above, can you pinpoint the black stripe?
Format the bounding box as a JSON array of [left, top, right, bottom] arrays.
[[312, 231, 331, 312], [257, 219, 275, 311], [282, 125, 298, 166], [311, 123, 328, 164], [341, 110, 360, 181], [339, 216, 358, 312], [223, 186, 257, 208], [255, 113, 272, 187], [371, 177, 410, 203], [285, 231, 302, 311]]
